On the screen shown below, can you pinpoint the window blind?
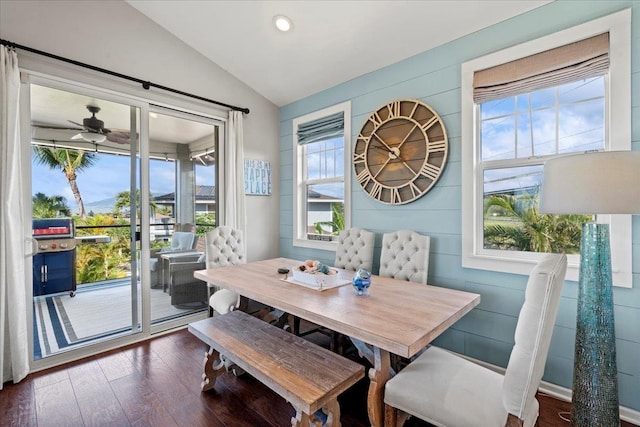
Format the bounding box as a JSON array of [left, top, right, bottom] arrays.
[[473, 32, 609, 103], [296, 111, 344, 145]]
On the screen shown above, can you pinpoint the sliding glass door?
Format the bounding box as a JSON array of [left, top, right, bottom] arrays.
[[28, 78, 222, 361], [30, 82, 142, 359], [148, 108, 218, 325]]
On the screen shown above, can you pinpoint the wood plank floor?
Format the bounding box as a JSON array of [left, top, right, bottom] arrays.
[[2, 328, 636, 427]]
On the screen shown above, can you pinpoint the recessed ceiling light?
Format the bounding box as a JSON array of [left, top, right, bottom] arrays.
[[273, 15, 293, 32]]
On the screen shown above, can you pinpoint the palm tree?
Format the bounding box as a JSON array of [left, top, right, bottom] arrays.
[[113, 189, 157, 218], [32, 147, 96, 219], [314, 203, 345, 235], [483, 192, 588, 253], [32, 192, 71, 218]]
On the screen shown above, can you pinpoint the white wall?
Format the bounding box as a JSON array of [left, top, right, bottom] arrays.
[[0, 0, 280, 261]]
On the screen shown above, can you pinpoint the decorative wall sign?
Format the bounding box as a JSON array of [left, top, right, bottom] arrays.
[[244, 159, 272, 195], [353, 99, 448, 205]]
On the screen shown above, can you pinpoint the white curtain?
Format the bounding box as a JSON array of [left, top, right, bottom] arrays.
[[0, 46, 30, 388], [224, 110, 246, 240]]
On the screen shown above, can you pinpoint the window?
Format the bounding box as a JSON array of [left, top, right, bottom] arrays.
[[293, 102, 351, 250], [461, 10, 632, 286]]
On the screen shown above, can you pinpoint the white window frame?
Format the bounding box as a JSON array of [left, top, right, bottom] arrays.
[[461, 9, 632, 286], [292, 101, 351, 251]]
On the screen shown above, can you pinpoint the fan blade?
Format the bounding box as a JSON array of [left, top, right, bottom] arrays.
[[71, 133, 84, 140], [32, 124, 84, 131], [68, 120, 87, 129], [106, 131, 130, 145]]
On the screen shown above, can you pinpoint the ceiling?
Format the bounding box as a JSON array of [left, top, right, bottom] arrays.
[[126, 0, 553, 107]]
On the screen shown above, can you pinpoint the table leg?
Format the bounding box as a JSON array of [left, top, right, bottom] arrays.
[[367, 347, 390, 427]]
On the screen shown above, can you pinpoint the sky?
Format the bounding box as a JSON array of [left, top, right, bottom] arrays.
[[32, 152, 214, 214]]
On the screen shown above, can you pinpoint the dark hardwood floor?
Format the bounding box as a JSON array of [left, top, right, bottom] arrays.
[[2, 328, 636, 427]]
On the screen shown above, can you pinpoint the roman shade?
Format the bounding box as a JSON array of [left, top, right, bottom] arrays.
[[296, 111, 344, 145], [473, 32, 609, 103]]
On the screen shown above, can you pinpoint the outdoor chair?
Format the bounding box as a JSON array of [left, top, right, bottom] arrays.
[[384, 253, 567, 427], [149, 231, 198, 288], [166, 252, 208, 307]]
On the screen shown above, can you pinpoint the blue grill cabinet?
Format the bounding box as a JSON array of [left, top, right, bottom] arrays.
[[32, 218, 77, 297]]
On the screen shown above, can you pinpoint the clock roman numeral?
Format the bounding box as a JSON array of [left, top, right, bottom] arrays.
[[356, 168, 372, 187], [368, 111, 383, 127], [428, 139, 447, 152], [409, 181, 421, 198], [370, 182, 383, 200], [420, 116, 438, 132], [420, 163, 441, 181], [391, 187, 402, 204], [353, 152, 365, 164], [387, 101, 401, 119]]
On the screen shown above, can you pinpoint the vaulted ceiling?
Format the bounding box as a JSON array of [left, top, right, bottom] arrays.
[[126, 0, 553, 106]]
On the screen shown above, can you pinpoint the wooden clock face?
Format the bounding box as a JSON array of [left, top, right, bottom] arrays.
[[353, 99, 448, 205]]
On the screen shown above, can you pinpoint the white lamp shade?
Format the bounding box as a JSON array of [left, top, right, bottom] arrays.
[[539, 151, 640, 215]]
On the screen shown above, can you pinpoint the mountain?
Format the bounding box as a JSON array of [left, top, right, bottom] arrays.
[[84, 197, 116, 214]]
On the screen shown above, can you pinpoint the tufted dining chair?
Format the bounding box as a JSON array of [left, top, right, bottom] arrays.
[[379, 229, 430, 284], [384, 253, 567, 427], [206, 226, 245, 316], [334, 227, 375, 272], [351, 229, 431, 366]]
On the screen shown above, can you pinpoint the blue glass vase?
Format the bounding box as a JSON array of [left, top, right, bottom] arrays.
[[352, 268, 371, 296], [571, 222, 619, 426]]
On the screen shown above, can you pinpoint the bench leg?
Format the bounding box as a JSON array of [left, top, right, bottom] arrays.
[[291, 409, 323, 427], [201, 346, 225, 392], [323, 399, 341, 427], [290, 399, 341, 427]]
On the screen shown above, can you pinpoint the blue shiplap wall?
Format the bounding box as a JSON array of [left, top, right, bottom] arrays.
[[279, 0, 640, 411]]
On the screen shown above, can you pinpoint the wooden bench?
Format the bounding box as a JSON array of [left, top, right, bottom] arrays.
[[188, 310, 365, 427]]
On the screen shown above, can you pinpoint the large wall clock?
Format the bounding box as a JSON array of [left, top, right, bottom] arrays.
[[353, 99, 448, 205]]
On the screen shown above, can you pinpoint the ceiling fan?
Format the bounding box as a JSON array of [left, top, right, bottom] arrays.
[[32, 104, 131, 145], [68, 105, 130, 144]]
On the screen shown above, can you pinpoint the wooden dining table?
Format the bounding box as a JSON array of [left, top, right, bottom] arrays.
[[194, 257, 480, 427]]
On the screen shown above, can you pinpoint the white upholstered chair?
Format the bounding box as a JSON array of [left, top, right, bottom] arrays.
[[206, 226, 245, 315], [378, 229, 430, 285], [334, 227, 375, 272], [384, 253, 567, 427], [351, 230, 430, 365]]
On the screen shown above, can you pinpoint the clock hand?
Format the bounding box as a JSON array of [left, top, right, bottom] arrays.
[[400, 160, 417, 175], [373, 157, 392, 179], [395, 123, 419, 151], [371, 132, 400, 159]]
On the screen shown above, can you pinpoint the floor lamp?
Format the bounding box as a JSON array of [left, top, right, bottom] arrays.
[[539, 151, 640, 427]]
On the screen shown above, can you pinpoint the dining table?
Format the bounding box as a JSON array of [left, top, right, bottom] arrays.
[[194, 257, 481, 427]]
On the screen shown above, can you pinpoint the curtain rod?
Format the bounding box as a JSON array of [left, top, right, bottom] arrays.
[[0, 38, 250, 114]]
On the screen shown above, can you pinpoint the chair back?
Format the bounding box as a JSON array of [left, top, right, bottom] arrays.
[[205, 226, 245, 267], [169, 231, 197, 251], [334, 227, 375, 271], [379, 230, 430, 284], [502, 253, 567, 420]]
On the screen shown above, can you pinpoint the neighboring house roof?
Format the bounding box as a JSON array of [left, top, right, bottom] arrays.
[[154, 185, 216, 202], [307, 188, 342, 202]]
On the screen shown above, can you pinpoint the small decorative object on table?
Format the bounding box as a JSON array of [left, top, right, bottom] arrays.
[[352, 268, 371, 296], [292, 260, 339, 290]]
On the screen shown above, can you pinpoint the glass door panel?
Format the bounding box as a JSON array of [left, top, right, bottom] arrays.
[[30, 83, 141, 359], [148, 109, 218, 324]]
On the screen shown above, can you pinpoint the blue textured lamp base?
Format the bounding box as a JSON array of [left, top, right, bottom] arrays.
[[571, 222, 620, 427]]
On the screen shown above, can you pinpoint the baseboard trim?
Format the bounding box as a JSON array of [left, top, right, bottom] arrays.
[[456, 352, 640, 425]]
